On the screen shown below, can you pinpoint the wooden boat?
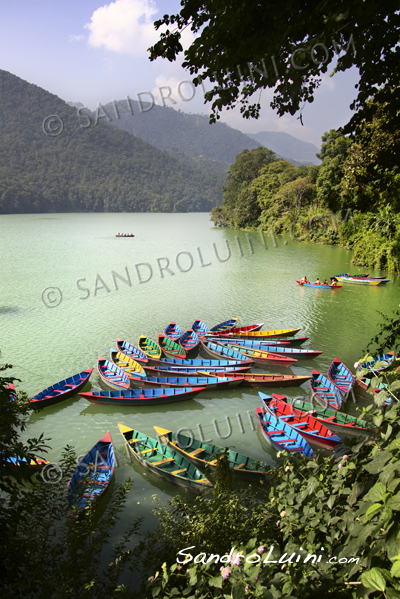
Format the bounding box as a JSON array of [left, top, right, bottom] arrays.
[[199, 340, 254, 365], [356, 351, 395, 374], [110, 350, 147, 379], [118, 424, 212, 493], [115, 234, 134, 237], [179, 329, 200, 352], [296, 280, 342, 289], [331, 274, 390, 285], [6, 455, 49, 469], [261, 394, 342, 450], [211, 328, 301, 339], [154, 426, 269, 482], [222, 343, 297, 368], [81, 386, 205, 406], [256, 407, 314, 456], [191, 319, 210, 335], [116, 338, 148, 363], [225, 340, 322, 359], [204, 323, 264, 337], [144, 364, 252, 376], [98, 358, 130, 390], [129, 374, 244, 390], [144, 356, 250, 369], [209, 318, 238, 332], [198, 371, 311, 388], [327, 358, 355, 394], [27, 369, 93, 409], [157, 335, 186, 359], [285, 396, 372, 436], [164, 322, 183, 341], [68, 432, 115, 510], [205, 335, 310, 347], [310, 370, 343, 410], [138, 336, 162, 359]]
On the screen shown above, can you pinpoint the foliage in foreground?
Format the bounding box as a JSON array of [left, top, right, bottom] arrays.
[[0, 366, 141, 599], [144, 304, 400, 598]]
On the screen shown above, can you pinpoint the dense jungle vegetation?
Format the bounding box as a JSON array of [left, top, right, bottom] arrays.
[[211, 123, 400, 273]]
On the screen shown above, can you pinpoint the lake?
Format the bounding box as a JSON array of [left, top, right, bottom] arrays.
[[1, 212, 399, 539]]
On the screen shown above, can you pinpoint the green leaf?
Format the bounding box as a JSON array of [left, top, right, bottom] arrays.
[[368, 482, 386, 502], [388, 439, 400, 452], [387, 493, 400, 511], [386, 588, 400, 599], [232, 583, 247, 599], [209, 575, 223, 588], [364, 503, 383, 520], [364, 451, 392, 474], [361, 567, 387, 591], [391, 560, 400, 578]]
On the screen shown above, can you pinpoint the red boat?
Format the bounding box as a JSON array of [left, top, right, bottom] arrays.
[[266, 394, 342, 450], [203, 323, 264, 337]]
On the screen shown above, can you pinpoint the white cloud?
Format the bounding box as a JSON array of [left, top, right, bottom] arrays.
[[85, 0, 159, 57], [69, 34, 85, 43]]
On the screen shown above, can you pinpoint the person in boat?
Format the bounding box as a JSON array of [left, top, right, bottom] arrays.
[[323, 279, 329, 286], [300, 276, 308, 284], [331, 278, 338, 287], [315, 278, 321, 285]]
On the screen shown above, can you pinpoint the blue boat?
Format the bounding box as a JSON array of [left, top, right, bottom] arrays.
[[80, 387, 205, 406], [164, 322, 183, 341], [129, 374, 243, 390], [225, 340, 322, 359], [68, 432, 115, 510], [200, 340, 254, 364], [146, 356, 249, 369], [27, 369, 93, 409], [97, 358, 130, 390], [179, 329, 200, 352], [327, 358, 355, 394], [356, 351, 395, 374], [116, 338, 148, 363], [210, 318, 238, 332], [256, 406, 314, 456], [191, 319, 209, 335], [144, 363, 252, 376], [310, 370, 343, 410]]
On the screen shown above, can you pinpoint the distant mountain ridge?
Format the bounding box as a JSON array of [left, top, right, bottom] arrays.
[[0, 70, 224, 214], [247, 131, 320, 165]]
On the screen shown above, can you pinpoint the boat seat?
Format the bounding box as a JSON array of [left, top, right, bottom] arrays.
[[189, 448, 205, 456], [268, 430, 287, 435], [138, 448, 154, 455], [171, 468, 187, 475], [151, 457, 174, 466], [234, 463, 245, 469]]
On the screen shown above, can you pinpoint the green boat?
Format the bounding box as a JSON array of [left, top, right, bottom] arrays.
[[118, 424, 212, 493], [154, 426, 270, 482], [157, 334, 186, 359], [285, 395, 373, 436]]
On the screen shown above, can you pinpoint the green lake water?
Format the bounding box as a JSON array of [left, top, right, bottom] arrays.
[[1, 211, 399, 572]]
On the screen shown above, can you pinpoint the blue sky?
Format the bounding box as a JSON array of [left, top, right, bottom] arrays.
[[0, 0, 360, 147]]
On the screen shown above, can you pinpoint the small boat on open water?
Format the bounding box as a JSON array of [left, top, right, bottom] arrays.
[[27, 369, 93, 408], [80, 387, 205, 406]]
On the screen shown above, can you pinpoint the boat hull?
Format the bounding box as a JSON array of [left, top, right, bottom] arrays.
[[80, 387, 205, 406], [28, 369, 93, 408]]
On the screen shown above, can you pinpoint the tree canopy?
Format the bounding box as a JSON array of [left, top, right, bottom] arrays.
[[149, 1, 399, 137]]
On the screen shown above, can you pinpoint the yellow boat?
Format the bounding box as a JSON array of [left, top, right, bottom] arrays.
[[109, 350, 147, 380], [138, 335, 162, 358]]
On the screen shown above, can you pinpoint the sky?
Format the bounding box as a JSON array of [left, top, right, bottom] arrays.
[[0, 0, 361, 148]]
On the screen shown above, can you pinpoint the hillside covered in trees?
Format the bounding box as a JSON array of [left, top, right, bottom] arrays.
[[0, 70, 225, 214], [211, 125, 400, 273]]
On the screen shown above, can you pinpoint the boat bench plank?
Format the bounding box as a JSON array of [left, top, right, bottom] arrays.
[[189, 448, 206, 456], [171, 468, 187, 475], [151, 458, 174, 466]]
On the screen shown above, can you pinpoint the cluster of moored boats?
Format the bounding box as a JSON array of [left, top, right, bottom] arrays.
[[18, 317, 397, 507], [297, 273, 391, 289]]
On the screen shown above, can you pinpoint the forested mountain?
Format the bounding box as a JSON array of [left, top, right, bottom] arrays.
[[0, 70, 225, 214], [247, 131, 320, 165]]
